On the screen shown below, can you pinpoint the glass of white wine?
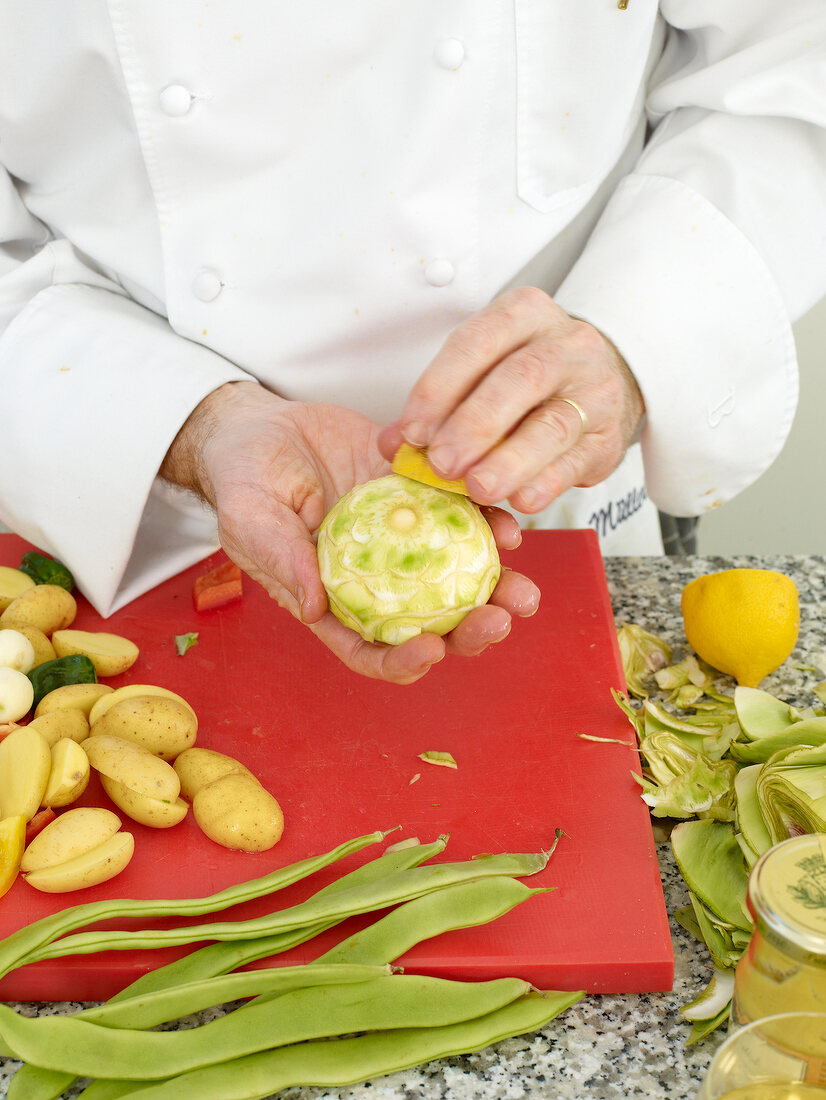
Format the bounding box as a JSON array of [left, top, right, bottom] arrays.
[[699, 1013, 826, 1100]]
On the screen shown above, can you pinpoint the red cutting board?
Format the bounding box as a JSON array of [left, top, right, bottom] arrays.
[[0, 530, 673, 1001]]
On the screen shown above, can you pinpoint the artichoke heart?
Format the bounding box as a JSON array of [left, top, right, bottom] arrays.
[[317, 475, 501, 645]]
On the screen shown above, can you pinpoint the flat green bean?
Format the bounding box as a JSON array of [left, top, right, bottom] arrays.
[[318, 875, 547, 965], [81, 962, 392, 1030], [105, 834, 448, 1001], [7, 836, 448, 1100], [0, 830, 390, 981], [24, 850, 551, 966], [0, 974, 532, 1080], [110, 990, 585, 1100]]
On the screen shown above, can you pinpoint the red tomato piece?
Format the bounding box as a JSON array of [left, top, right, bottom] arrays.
[[193, 561, 243, 611]]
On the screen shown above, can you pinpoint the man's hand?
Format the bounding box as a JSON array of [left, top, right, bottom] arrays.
[[378, 287, 645, 513], [160, 381, 539, 684]]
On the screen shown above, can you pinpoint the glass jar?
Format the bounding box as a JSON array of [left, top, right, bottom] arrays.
[[731, 834, 826, 1030]]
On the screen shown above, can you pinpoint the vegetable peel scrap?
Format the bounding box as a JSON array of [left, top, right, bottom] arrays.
[[175, 633, 199, 657], [418, 751, 457, 769]]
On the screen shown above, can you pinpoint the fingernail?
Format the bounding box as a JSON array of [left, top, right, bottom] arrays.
[[296, 585, 305, 620], [491, 621, 512, 644], [402, 421, 430, 447], [518, 486, 539, 510], [472, 469, 498, 498], [428, 445, 457, 477]]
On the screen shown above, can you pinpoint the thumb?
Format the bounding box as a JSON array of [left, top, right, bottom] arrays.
[[217, 490, 329, 626]]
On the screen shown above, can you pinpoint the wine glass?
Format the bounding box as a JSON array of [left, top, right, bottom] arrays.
[[698, 1013, 826, 1100]]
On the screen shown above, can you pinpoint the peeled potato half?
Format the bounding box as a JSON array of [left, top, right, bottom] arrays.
[[51, 629, 140, 677]]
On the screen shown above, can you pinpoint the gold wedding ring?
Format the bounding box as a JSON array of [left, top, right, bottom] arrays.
[[554, 397, 589, 435]]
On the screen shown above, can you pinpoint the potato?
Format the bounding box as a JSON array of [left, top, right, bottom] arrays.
[[21, 806, 133, 892], [23, 833, 135, 893], [51, 629, 140, 677], [173, 747, 254, 802], [22, 806, 121, 871], [100, 774, 189, 829], [0, 567, 35, 612], [90, 695, 197, 761], [42, 738, 91, 808], [89, 683, 196, 726], [27, 708, 90, 747], [0, 726, 50, 819], [1, 624, 56, 668], [0, 584, 76, 635], [35, 682, 114, 718], [84, 733, 181, 802], [193, 773, 284, 853]]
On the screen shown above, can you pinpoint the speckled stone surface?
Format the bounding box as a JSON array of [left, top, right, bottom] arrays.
[[2, 555, 824, 1100]]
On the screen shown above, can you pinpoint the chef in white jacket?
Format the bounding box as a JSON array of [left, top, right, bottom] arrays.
[[1, 2, 824, 682]]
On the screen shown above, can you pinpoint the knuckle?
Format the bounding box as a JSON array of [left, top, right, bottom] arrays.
[[506, 346, 551, 395], [457, 396, 503, 440], [445, 314, 502, 366], [508, 285, 552, 317]]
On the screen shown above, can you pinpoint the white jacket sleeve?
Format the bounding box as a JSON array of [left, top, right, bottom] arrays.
[[553, 0, 826, 518], [0, 167, 254, 615]]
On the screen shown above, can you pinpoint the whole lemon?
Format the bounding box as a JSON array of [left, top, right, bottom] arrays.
[[681, 568, 800, 688]]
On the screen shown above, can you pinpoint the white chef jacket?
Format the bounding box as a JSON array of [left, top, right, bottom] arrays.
[[1, 2, 824, 615]]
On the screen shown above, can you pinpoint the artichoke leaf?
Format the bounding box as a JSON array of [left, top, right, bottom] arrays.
[[730, 717, 826, 765], [733, 764, 774, 860], [681, 967, 735, 1023], [733, 685, 804, 741], [671, 820, 751, 932], [636, 756, 738, 821], [616, 623, 672, 698], [686, 1003, 731, 1045]]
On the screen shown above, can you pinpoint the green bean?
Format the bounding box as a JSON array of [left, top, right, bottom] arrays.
[[24, 849, 550, 966], [78, 1085, 148, 1100], [108, 990, 585, 1100], [318, 875, 548, 965], [0, 829, 390, 981], [0, 974, 533, 1080], [7, 836, 448, 1100], [105, 834, 448, 1001], [82, 962, 392, 1030]]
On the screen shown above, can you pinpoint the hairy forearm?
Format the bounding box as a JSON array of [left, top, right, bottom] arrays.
[[159, 381, 260, 505]]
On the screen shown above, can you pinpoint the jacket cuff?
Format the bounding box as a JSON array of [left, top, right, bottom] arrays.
[[553, 172, 798, 517], [1, 283, 254, 614]]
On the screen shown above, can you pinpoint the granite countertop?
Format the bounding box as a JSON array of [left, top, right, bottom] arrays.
[[2, 553, 824, 1100]]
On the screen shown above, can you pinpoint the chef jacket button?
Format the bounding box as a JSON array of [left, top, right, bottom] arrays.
[[192, 270, 223, 302], [433, 38, 465, 70], [159, 84, 194, 117], [424, 259, 455, 287]]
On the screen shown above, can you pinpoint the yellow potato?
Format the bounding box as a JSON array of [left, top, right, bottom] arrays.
[[23, 831, 134, 893], [51, 629, 140, 678], [89, 684, 196, 726], [42, 738, 91, 808], [173, 747, 253, 802], [84, 733, 181, 802], [21, 806, 122, 872], [193, 773, 284, 853], [90, 695, 197, 762], [35, 682, 114, 718], [0, 726, 50, 820], [27, 708, 90, 748], [100, 775, 189, 829], [0, 625, 56, 668], [0, 584, 76, 635], [0, 567, 35, 613]]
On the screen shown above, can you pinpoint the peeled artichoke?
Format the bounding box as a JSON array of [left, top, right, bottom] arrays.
[[317, 475, 501, 645]]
